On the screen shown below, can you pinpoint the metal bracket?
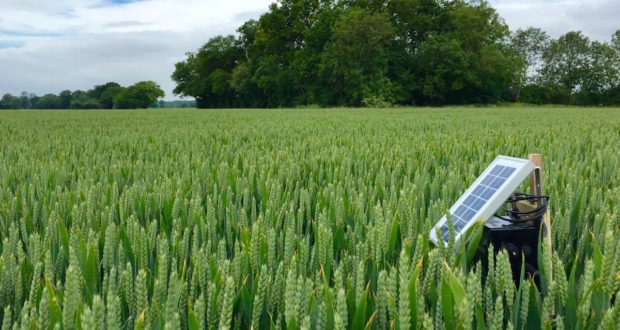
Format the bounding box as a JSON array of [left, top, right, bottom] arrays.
[[532, 167, 542, 196]]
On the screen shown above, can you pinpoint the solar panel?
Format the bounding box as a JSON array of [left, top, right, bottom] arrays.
[[430, 156, 536, 245]]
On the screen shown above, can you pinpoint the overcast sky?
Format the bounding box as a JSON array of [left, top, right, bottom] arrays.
[[0, 0, 618, 99]]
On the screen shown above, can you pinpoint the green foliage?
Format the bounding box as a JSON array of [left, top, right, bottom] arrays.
[[113, 81, 165, 109], [70, 90, 101, 109], [539, 32, 593, 93], [169, 1, 620, 108], [0, 93, 22, 109], [95, 83, 124, 109], [320, 8, 395, 106], [509, 27, 550, 102], [172, 0, 520, 107], [172, 36, 243, 108], [1, 81, 165, 110], [0, 107, 619, 329], [35, 94, 62, 109]]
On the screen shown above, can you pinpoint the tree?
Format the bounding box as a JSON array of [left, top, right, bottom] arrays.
[[19, 92, 32, 109], [578, 41, 619, 103], [89, 82, 122, 109], [539, 31, 591, 95], [249, 0, 336, 106], [510, 27, 550, 101], [170, 0, 615, 107], [414, 1, 516, 104], [612, 29, 620, 53], [29, 94, 40, 109], [607, 30, 620, 104], [381, 0, 444, 104], [70, 90, 101, 109], [521, 29, 620, 105], [0, 93, 21, 109], [320, 8, 395, 105], [230, 20, 264, 107], [59, 90, 72, 109], [35, 94, 61, 109], [172, 36, 243, 108], [99, 85, 123, 109], [114, 81, 164, 109]]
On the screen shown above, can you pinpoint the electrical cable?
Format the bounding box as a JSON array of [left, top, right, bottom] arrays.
[[494, 192, 549, 223]]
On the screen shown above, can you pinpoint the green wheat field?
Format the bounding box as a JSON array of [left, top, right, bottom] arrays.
[[0, 107, 619, 329]]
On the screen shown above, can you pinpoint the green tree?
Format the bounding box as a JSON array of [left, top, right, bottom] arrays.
[[320, 8, 395, 105], [539, 31, 591, 95], [89, 82, 122, 109], [0, 93, 21, 109], [607, 30, 620, 104], [19, 92, 32, 109], [35, 94, 61, 109], [230, 20, 264, 107], [414, 1, 516, 104], [510, 27, 550, 101], [578, 41, 619, 104], [99, 85, 123, 109], [172, 36, 243, 108], [612, 30, 620, 52], [246, 2, 300, 107], [114, 81, 164, 109], [59, 90, 72, 109], [381, 0, 444, 104], [170, 0, 618, 107], [71, 90, 102, 109]]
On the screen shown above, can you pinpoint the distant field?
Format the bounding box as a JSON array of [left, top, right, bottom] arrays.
[[0, 107, 619, 329]]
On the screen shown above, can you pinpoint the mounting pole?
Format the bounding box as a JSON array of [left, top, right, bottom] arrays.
[[528, 154, 551, 237], [528, 154, 543, 197], [529, 153, 552, 282]]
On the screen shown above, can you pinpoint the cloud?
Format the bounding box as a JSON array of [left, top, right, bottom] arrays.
[[0, 40, 24, 49], [490, 0, 619, 40], [566, 1, 620, 41], [0, 28, 240, 98], [0, 0, 617, 99], [104, 21, 148, 29], [0, 0, 272, 98]]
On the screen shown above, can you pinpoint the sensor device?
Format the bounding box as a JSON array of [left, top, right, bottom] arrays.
[[430, 156, 536, 245]]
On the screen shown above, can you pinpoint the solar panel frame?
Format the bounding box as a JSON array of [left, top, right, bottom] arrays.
[[429, 155, 536, 245]]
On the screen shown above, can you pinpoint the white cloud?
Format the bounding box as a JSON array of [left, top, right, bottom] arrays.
[[0, 0, 272, 99], [0, 0, 617, 99], [490, 0, 619, 40]]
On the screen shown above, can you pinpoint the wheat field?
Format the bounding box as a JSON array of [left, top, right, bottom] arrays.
[[0, 107, 618, 329]]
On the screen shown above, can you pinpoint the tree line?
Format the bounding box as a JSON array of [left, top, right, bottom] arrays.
[[0, 81, 164, 110], [172, 0, 620, 108]]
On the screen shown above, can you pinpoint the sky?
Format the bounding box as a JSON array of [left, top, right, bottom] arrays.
[[0, 0, 618, 100]]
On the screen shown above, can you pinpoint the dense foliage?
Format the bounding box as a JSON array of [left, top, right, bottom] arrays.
[[172, 0, 620, 108], [0, 108, 618, 329], [0, 81, 165, 110]]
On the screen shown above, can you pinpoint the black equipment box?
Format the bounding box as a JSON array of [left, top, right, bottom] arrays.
[[479, 215, 543, 287]]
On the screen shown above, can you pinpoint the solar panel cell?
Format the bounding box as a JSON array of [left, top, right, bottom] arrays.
[[490, 177, 506, 189], [463, 209, 476, 221], [481, 187, 496, 199], [455, 205, 467, 217], [464, 195, 476, 207], [473, 185, 485, 196], [490, 165, 505, 175], [472, 197, 486, 210], [441, 225, 449, 239], [481, 175, 494, 185], [499, 166, 516, 178]]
